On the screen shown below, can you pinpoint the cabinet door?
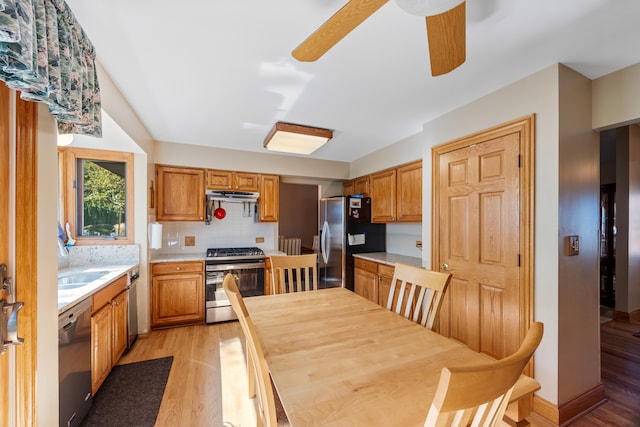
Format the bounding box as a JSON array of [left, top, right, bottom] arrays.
[[354, 267, 378, 304], [370, 169, 396, 223], [396, 161, 422, 222], [91, 303, 112, 394], [343, 180, 354, 196], [206, 169, 233, 190], [259, 174, 279, 222], [377, 264, 395, 308], [234, 172, 260, 191], [152, 272, 204, 327], [354, 176, 370, 196], [157, 166, 205, 221], [111, 290, 128, 365]]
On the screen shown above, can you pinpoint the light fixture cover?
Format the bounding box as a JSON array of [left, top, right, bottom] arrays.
[[57, 133, 74, 146], [264, 122, 333, 155], [395, 0, 464, 16]]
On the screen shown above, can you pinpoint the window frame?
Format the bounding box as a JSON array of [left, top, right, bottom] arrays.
[[60, 147, 134, 245]]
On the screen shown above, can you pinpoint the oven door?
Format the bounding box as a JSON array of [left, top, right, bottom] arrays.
[[205, 261, 265, 309]]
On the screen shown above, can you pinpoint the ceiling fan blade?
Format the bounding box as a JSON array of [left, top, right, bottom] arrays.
[[292, 0, 389, 62], [425, 1, 466, 76]]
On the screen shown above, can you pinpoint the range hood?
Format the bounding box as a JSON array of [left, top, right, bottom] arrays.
[[206, 190, 259, 203]]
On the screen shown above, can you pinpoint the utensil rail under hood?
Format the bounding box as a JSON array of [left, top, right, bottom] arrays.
[[205, 190, 259, 203]]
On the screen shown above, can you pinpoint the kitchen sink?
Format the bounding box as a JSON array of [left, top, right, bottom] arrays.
[[58, 271, 110, 288]]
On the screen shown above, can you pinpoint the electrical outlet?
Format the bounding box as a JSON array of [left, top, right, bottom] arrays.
[[255, 237, 264, 243], [185, 236, 196, 246], [416, 240, 422, 249]]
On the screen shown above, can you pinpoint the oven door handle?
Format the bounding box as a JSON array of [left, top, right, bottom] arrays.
[[206, 262, 265, 271]]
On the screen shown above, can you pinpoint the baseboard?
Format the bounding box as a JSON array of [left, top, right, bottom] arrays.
[[613, 308, 640, 323], [533, 384, 606, 426]]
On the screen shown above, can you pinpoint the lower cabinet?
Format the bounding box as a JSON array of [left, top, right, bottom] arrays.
[[354, 258, 395, 307], [91, 275, 128, 395], [151, 261, 204, 328]]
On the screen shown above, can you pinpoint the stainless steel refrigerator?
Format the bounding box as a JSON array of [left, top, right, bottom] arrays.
[[319, 196, 386, 290]]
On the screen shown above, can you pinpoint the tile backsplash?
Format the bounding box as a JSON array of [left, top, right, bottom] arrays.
[[59, 244, 141, 269], [153, 202, 278, 254]]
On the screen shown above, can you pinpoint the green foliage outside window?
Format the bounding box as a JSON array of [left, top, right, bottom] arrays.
[[80, 160, 127, 237]]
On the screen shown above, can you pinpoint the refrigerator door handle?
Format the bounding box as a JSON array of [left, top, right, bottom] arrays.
[[321, 220, 329, 264]]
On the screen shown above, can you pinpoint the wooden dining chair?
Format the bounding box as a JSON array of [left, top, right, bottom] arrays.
[[386, 262, 452, 330], [424, 322, 544, 427], [223, 274, 289, 427], [269, 254, 318, 294]]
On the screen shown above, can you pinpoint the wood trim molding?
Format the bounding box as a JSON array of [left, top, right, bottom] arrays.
[[613, 308, 640, 323], [0, 79, 10, 427], [533, 384, 606, 426], [15, 93, 38, 426], [431, 114, 536, 373]]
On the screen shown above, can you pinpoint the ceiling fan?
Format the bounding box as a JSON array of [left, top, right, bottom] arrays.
[[292, 0, 466, 76]]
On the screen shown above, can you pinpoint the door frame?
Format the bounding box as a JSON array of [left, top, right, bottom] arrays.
[[431, 114, 535, 366], [1, 84, 39, 426]]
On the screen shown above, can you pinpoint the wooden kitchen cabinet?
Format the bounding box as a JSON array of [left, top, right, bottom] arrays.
[[258, 174, 279, 222], [343, 176, 370, 196], [370, 169, 396, 222], [370, 160, 422, 223], [151, 261, 204, 328], [395, 161, 422, 222], [91, 274, 128, 394], [354, 258, 380, 304], [156, 165, 205, 221], [206, 169, 259, 192], [343, 180, 354, 196], [354, 258, 398, 308]]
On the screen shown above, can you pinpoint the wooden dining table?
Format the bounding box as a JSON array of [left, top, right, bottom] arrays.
[[244, 287, 538, 427]]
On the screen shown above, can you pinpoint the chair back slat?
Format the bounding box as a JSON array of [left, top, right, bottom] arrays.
[[387, 263, 452, 330], [270, 254, 318, 294]]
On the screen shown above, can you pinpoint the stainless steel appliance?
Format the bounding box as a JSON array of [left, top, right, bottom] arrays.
[[58, 298, 92, 427], [319, 196, 386, 291], [205, 247, 265, 323], [126, 267, 139, 352]]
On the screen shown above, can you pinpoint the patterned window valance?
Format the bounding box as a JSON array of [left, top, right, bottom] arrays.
[[0, 0, 101, 137]]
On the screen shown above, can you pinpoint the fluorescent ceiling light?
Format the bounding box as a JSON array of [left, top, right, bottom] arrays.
[[264, 122, 333, 155]]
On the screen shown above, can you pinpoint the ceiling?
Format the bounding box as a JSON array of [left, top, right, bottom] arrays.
[[65, 0, 640, 162]]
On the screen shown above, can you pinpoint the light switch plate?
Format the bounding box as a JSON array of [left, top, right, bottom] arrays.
[[185, 236, 195, 246], [255, 237, 265, 243], [566, 235, 579, 256]]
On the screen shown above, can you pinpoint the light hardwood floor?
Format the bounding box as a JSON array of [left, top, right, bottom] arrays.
[[119, 319, 640, 427], [119, 322, 257, 427]]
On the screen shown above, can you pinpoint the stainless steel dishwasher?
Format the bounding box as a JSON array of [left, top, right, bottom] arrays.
[[59, 298, 93, 427]]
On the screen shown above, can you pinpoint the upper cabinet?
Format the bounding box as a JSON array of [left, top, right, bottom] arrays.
[[206, 169, 259, 192], [259, 174, 279, 222], [395, 161, 422, 222], [156, 165, 205, 221], [370, 160, 422, 223], [343, 176, 370, 196]]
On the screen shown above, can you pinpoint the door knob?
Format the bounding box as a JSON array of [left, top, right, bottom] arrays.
[[440, 263, 450, 271]]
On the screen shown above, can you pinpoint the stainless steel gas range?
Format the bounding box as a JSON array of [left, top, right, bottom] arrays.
[[205, 246, 265, 323]]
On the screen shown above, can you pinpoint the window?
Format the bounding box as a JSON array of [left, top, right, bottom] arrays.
[[60, 147, 134, 245]]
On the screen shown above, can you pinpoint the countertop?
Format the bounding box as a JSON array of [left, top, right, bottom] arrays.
[[58, 264, 138, 314], [352, 252, 423, 268]]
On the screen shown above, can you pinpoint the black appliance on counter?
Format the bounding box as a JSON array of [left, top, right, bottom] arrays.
[[205, 247, 265, 323], [319, 196, 385, 291]]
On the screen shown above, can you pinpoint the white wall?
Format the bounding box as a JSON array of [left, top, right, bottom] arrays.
[[37, 103, 60, 424], [593, 62, 640, 130], [154, 140, 350, 180]]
